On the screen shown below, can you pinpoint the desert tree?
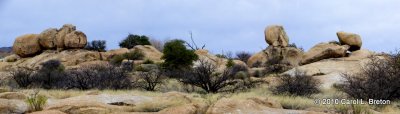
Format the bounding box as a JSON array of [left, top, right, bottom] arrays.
[[85, 40, 106, 52], [9, 67, 34, 88], [119, 34, 151, 49], [137, 69, 165, 91], [235, 51, 252, 63], [162, 39, 198, 70]]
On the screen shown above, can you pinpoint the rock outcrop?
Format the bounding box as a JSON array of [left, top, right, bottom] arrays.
[[12, 24, 88, 58], [265, 25, 289, 47], [38, 28, 58, 49], [56, 24, 77, 50], [249, 25, 303, 68], [13, 34, 42, 57], [337, 31, 362, 51], [64, 31, 87, 49], [130, 45, 163, 62], [194, 49, 248, 71], [301, 42, 349, 65]]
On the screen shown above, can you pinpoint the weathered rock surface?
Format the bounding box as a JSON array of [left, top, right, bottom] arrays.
[[100, 48, 129, 60], [248, 46, 303, 68], [265, 25, 289, 47], [13, 34, 42, 57], [0, 92, 27, 100], [56, 24, 76, 50], [8, 50, 102, 70], [207, 97, 322, 114], [64, 31, 87, 49], [0, 99, 28, 114], [29, 110, 67, 114], [284, 50, 378, 89], [130, 45, 163, 62], [301, 42, 349, 65], [38, 28, 58, 49], [337, 31, 362, 51], [3, 54, 20, 62], [247, 51, 268, 67], [194, 49, 248, 71]]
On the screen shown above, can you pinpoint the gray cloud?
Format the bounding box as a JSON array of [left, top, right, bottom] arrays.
[[0, 0, 399, 54]]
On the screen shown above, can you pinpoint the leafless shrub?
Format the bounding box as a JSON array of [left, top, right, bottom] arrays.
[[9, 67, 33, 88], [235, 51, 252, 63], [272, 70, 321, 96], [150, 38, 165, 51], [179, 59, 258, 93], [137, 69, 165, 91], [337, 55, 400, 100]]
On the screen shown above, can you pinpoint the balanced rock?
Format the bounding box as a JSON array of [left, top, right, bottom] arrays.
[[265, 25, 289, 47], [38, 28, 58, 49], [64, 31, 87, 48], [56, 24, 76, 50], [13, 34, 42, 57], [301, 42, 349, 65], [337, 31, 362, 51]]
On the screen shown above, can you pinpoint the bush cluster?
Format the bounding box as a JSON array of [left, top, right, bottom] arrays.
[[178, 59, 257, 93], [119, 34, 151, 49], [162, 39, 198, 70], [10, 60, 133, 90], [235, 51, 252, 63], [272, 70, 321, 96], [85, 40, 106, 52], [337, 55, 400, 100]]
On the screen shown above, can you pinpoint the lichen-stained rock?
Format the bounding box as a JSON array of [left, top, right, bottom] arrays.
[[64, 31, 87, 49], [38, 28, 58, 49], [56, 24, 76, 50], [13, 34, 42, 57], [337, 31, 362, 51], [265, 25, 289, 47], [301, 42, 349, 65]]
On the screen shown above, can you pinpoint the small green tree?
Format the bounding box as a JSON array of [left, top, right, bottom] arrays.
[[226, 59, 235, 68], [119, 34, 151, 49], [162, 39, 198, 70]]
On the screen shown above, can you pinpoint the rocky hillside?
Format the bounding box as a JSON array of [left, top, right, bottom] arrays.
[[0, 24, 395, 114]]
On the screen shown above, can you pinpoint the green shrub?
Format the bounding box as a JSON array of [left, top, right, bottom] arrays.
[[26, 91, 47, 112], [124, 50, 144, 61], [161, 39, 198, 70], [110, 55, 125, 65], [226, 59, 235, 68], [119, 34, 151, 49], [143, 59, 155, 64]]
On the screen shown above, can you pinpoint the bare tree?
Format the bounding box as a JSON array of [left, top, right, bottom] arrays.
[[137, 69, 165, 91], [9, 67, 33, 88], [185, 31, 205, 50], [272, 70, 321, 96], [235, 51, 252, 63]]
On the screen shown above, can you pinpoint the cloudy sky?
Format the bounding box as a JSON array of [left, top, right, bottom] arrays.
[[0, 0, 399, 54]]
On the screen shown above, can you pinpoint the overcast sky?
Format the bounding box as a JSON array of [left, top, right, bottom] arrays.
[[0, 0, 399, 54]]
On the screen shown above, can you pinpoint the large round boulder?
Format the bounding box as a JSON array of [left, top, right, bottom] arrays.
[[38, 28, 58, 49], [265, 25, 289, 47], [337, 31, 362, 51], [247, 51, 268, 67], [56, 24, 76, 50], [301, 42, 349, 65], [13, 34, 42, 57], [64, 31, 87, 49]]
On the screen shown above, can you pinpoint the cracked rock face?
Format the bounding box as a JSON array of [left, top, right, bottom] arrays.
[[64, 31, 87, 49], [38, 28, 58, 49], [56, 24, 77, 50], [265, 25, 289, 47]]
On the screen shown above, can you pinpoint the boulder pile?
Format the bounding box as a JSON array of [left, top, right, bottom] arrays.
[[249, 25, 365, 67], [13, 24, 87, 57]]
